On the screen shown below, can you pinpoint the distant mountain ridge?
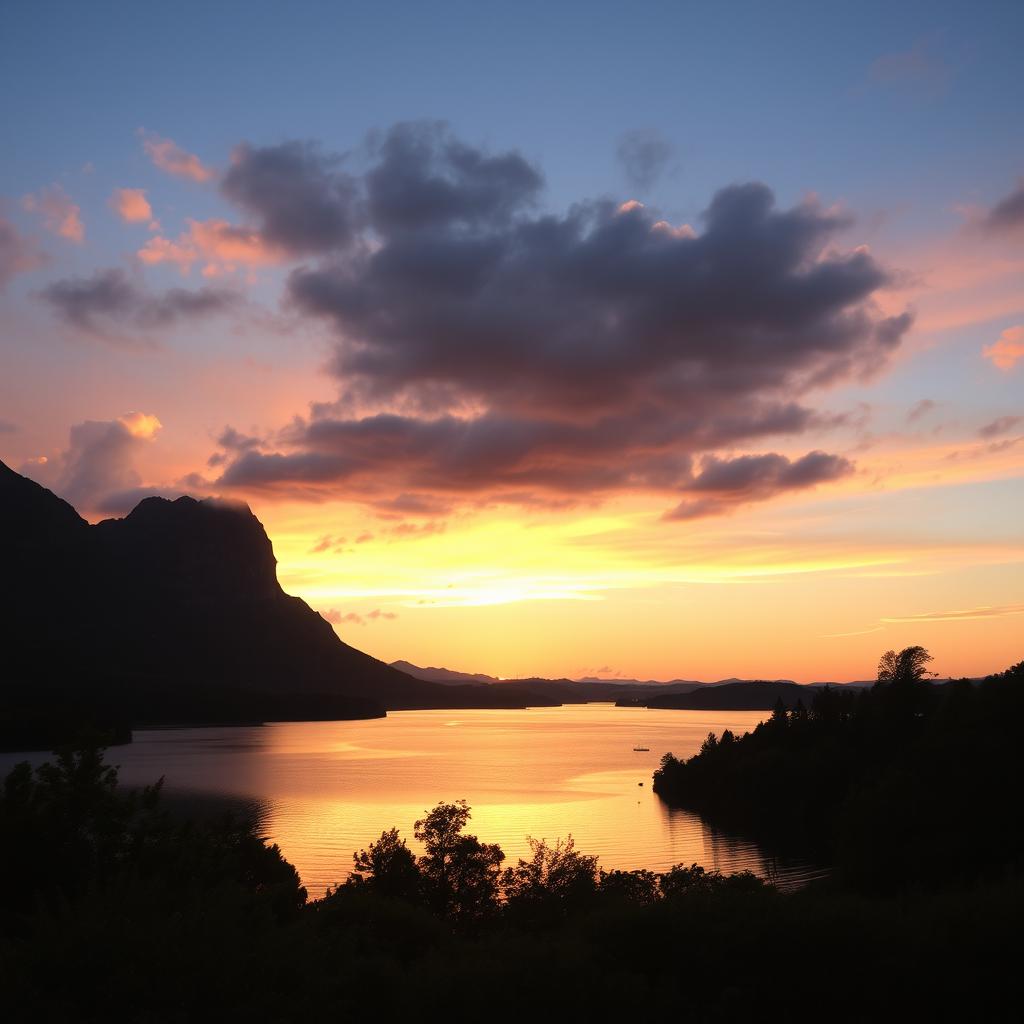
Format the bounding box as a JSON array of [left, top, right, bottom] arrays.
[[390, 661, 872, 708]]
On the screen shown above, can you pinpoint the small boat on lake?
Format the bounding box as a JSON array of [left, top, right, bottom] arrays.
[[633, 745, 650, 751]]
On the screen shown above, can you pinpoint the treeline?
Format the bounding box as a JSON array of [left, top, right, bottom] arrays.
[[1, 738, 1021, 1020], [654, 651, 1024, 890]]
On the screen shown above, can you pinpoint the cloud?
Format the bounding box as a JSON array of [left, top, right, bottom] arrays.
[[207, 124, 907, 517], [40, 268, 239, 339], [906, 399, 936, 423], [310, 533, 347, 553], [983, 325, 1024, 370], [23, 412, 163, 513], [978, 415, 1021, 438], [0, 215, 46, 288], [0, 419, 17, 434], [206, 426, 264, 467], [109, 188, 154, 225], [142, 132, 214, 182], [216, 403, 817, 501], [881, 603, 1024, 623], [616, 129, 674, 192], [365, 121, 542, 233], [320, 608, 397, 627], [866, 38, 950, 97], [22, 185, 84, 243], [664, 450, 855, 520], [819, 625, 885, 639], [138, 218, 284, 275], [982, 179, 1024, 236], [221, 140, 358, 255], [291, 177, 906, 418]]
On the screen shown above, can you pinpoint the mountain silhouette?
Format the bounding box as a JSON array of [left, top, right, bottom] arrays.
[[0, 461, 555, 747]]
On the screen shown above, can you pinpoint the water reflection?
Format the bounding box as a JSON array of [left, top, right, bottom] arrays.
[[0, 705, 825, 895]]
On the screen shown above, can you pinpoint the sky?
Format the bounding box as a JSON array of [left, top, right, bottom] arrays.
[[1, 0, 1022, 682]]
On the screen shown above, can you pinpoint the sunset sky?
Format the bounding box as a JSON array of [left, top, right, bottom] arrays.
[[1, 0, 1021, 682]]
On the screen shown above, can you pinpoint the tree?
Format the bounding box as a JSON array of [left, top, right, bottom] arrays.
[[346, 826, 421, 902], [770, 697, 789, 727], [414, 800, 504, 921], [502, 836, 598, 916], [876, 646, 934, 686]]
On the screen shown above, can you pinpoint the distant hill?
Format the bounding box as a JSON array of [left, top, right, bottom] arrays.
[[0, 460, 559, 748], [644, 680, 816, 711], [390, 661, 500, 685], [392, 662, 708, 703], [392, 661, 871, 709]]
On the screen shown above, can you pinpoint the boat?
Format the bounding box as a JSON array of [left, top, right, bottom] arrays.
[[633, 745, 650, 751]]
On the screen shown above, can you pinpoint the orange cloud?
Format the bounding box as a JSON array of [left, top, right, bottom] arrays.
[[109, 188, 154, 225], [138, 218, 284, 275], [22, 185, 84, 243], [118, 410, 163, 440], [141, 132, 214, 182], [983, 325, 1024, 370]]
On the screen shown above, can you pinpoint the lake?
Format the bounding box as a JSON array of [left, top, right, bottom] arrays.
[[1, 703, 826, 894]]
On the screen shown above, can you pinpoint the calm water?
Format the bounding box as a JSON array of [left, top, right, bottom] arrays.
[[2, 704, 826, 894]]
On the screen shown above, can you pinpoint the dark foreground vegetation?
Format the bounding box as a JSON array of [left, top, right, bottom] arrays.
[[2, 657, 1022, 1024], [655, 650, 1024, 890]]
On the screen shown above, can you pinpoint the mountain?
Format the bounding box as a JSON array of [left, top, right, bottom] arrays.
[[642, 680, 814, 711], [0, 460, 557, 748], [390, 661, 501, 685], [391, 661, 709, 703]]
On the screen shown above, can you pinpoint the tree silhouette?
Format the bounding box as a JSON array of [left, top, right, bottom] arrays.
[[876, 646, 935, 686], [414, 800, 504, 921], [502, 836, 599, 917], [347, 826, 421, 902]]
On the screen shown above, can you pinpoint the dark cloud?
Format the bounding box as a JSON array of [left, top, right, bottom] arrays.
[[221, 141, 358, 254], [0, 420, 16, 434], [907, 398, 937, 423], [291, 180, 906, 418], [0, 215, 46, 289], [211, 125, 909, 518], [616, 129, 674, 192], [665, 451, 855, 520], [40, 268, 238, 339], [207, 426, 264, 467], [983, 179, 1024, 235], [367, 121, 542, 232], [978, 415, 1021, 439], [217, 402, 817, 502], [372, 493, 453, 518]]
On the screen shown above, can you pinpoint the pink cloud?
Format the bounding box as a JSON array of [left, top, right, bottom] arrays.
[[0, 215, 47, 288], [141, 132, 214, 182], [984, 325, 1024, 371], [320, 608, 395, 627], [22, 185, 84, 243], [109, 188, 154, 225], [138, 218, 284, 275]]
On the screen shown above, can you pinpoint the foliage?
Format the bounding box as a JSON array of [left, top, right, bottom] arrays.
[[876, 645, 935, 686], [653, 651, 1024, 890], [2, 705, 1024, 1021], [502, 836, 599, 921], [344, 826, 421, 903], [414, 799, 505, 922]]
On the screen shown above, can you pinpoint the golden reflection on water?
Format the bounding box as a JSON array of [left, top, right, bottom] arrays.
[[99, 704, 823, 895]]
